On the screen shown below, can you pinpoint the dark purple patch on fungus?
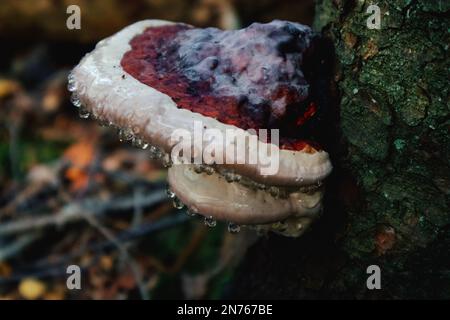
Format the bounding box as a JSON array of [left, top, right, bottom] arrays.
[[69, 20, 334, 237], [121, 20, 321, 151]]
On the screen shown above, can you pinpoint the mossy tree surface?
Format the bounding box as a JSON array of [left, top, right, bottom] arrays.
[[230, 0, 449, 299]]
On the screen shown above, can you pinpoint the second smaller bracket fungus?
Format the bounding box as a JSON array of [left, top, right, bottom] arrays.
[[69, 19, 333, 237], [168, 164, 323, 237]]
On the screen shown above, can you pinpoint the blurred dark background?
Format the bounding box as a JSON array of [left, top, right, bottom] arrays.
[[0, 0, 316, 300]]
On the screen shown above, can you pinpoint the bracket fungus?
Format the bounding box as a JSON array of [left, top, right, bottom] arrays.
[[69, 19, 332, 237]]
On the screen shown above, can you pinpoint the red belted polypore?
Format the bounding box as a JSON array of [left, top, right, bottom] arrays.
[[69, 20, 332, 237]]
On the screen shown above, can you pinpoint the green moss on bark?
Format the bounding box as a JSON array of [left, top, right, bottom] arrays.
[[231, 0, 449, 299], [315, 0, 449, 298]]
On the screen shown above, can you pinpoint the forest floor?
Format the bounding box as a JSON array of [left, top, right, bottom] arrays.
[[0, 42, 253, 299]]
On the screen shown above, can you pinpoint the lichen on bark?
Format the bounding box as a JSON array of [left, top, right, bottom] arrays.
[[312, 0, 449, 298], [230, 0, 449, 299]]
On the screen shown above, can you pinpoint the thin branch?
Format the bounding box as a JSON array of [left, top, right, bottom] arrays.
[[82, 212, 150, 300], [0, 213, 189, 285], [0, 189, 167, 237], [131, 186, 145, 229], [0, 232, 41, 261], [8, 122, 21, 181]]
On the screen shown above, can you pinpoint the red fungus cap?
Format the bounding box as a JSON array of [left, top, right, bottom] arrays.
[[69, 20, 333, 236]]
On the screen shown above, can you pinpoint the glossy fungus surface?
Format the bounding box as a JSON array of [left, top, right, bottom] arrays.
[[121, 21, 320, 150]]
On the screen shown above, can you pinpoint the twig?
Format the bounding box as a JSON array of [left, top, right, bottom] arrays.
[[0, 213, 189, 285], [0, 232, 41, 261], [0, 189, 167, 237], [131, 186, 145, 229], [8, 122, 21, 181], [82, 212, 150, 300], [166, 225, 208, 274]]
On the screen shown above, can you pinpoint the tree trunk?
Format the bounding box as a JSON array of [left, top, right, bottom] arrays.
[[229, 0, 449, 299]]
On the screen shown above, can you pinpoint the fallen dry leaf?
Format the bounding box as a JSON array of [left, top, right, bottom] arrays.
[[117, 272, 136, 291], [0, 262, 12, 277], [65, 166, 90, 192], [0, 79, 21, 99], [18, 278, 47, 300], [100, 255, 114, 271], [375, 225, 396, 256], [63, 139, 96, 191], [41, 71, 67, 112], [64, 140, 95, 168], [43, 284, 66, 300]]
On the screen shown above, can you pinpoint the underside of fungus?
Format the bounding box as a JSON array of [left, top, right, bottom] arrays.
[[69, 19, 332, 237]]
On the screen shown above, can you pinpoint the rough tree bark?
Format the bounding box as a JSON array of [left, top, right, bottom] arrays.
[[229, 0, 449, 299]]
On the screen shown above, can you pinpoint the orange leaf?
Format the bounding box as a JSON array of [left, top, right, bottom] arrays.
[[18, 278, 46, 300], [63, 140, 95, 168], [63, 140, 96, 192]]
